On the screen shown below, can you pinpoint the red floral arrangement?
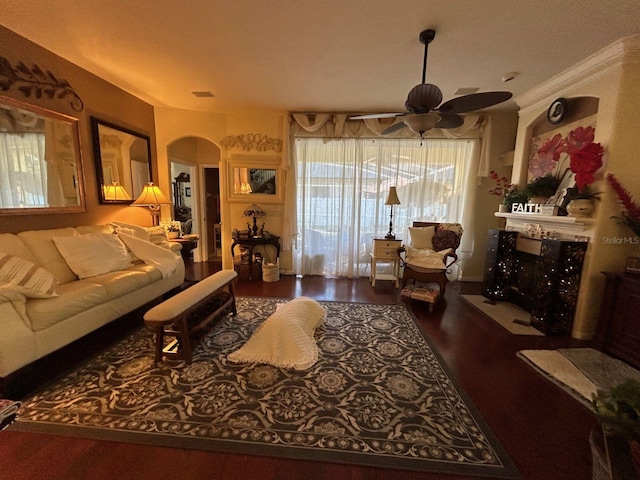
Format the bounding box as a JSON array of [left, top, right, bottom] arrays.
[[488, 170, 513, 197], [607, 174, 640, 236], [530, 126, 604, 194]]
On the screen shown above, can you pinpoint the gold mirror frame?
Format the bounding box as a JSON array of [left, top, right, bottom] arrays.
[[0, 95, 86, 215], [227, 156, 283, 204], [91, 117, 152, 204]]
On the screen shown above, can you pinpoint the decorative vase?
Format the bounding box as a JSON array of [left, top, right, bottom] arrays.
[[498, 204, 507, 213], [167, 231, 180, 239], [566, 198, 595, 218]]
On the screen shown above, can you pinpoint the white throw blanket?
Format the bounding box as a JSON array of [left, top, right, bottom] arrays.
[[117, 233, 180, 279], [227, 296, 326, 370], [405, 246, 453, 270]]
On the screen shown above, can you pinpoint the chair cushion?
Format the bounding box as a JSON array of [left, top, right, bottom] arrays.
[[433, 224, 463, 251], [408, 226, 435, 249], [405, 246, 452, 270]]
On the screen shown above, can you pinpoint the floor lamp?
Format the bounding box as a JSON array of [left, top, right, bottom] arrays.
[[385, 186, 401, 239]]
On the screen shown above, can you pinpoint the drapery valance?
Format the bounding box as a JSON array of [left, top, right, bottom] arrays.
[[283, 112, 493, 177]]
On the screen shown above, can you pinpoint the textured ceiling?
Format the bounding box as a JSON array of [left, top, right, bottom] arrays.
[[1, 0, 639, 115]]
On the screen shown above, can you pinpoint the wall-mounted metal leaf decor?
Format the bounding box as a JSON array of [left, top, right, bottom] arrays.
[[220, 133, 283, 152], [0, 55, 84, 111]]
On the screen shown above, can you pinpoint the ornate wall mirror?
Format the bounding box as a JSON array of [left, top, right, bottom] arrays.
[[91, 117, 152, 204], [0, 95, 86, 215], [227, 156, 283, 203]]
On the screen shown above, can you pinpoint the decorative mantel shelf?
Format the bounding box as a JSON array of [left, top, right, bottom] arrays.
[[495, 212, 595, 239]]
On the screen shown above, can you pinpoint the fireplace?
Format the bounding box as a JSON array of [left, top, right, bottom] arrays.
[[483, 229, 588, 335]]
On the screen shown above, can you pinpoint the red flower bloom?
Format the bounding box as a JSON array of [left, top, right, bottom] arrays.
[[568, 141, 604, 192], [538, 133, 566, 161], [566, 126, 596, 154]]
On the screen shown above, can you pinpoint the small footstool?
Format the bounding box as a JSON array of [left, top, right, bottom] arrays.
[[401, 283, 441, 312]]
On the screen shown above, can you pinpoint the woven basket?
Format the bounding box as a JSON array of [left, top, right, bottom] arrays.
[[262, 262, 280, 282]]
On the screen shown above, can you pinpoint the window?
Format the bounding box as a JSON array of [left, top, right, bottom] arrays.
[[294, 137, 474, 277]]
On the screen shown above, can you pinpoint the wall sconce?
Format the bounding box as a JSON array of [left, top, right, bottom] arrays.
[[131, 182, 171, 226], [384, 186, 401, 239]]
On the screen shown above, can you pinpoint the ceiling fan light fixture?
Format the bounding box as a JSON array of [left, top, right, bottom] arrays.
[[405, 83, 442, 113], [404, 114, 439, 137]]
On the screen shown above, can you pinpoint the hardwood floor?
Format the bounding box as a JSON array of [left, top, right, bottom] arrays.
[[1, 263, 598, 480]]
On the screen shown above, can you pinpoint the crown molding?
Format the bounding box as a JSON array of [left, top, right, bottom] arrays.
[[516, 34, 640, 112]]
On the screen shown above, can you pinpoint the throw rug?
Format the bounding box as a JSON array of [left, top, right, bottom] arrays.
[[461, 295, 544, 336], [14, 298, 519, 478], [518, 348, 640, 408]]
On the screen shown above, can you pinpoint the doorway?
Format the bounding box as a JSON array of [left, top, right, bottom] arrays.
[[203, 165, 222, 260]]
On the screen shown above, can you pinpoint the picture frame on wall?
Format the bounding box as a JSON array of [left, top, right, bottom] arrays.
[[185, 187, 191, 197]]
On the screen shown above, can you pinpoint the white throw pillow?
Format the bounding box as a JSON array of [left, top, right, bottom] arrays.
[[409, 226, 435, 250], [52, 233, 131, 279], [0, 253, 58, 297]]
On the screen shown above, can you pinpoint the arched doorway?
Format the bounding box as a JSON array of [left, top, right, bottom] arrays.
[[167, 136, 221, 263]]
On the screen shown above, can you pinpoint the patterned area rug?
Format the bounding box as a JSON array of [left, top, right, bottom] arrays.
[[13, 298, 519, 478]]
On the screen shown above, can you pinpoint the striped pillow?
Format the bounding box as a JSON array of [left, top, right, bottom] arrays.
[[0, 253, 58, 298]]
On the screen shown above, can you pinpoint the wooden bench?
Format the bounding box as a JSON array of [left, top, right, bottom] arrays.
[[144, 270, 238, 364]]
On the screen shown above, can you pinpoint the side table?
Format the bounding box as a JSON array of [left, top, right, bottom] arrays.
[[172, 237, 199, 264], [370, 238, 402, 288], [231, 234, 280, 280]]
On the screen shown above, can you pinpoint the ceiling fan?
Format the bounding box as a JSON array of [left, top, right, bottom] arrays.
[[351, 29, 512, 137]]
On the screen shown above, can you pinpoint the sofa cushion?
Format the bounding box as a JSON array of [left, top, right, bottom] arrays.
[[52, 233, 131, 279], [0, 233, 38, 262], [0, 253, 58, 298], [88, 269, 156, 300], [26, 281, 108, 331], [17, 228, 79, 284]]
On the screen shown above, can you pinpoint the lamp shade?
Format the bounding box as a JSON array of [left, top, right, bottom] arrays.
[[131, 182, 171, 206], [385, 186, 401, 206], [103, 182, 132, 201], [403, 113, 439, 136], [243, 203, 266, 217]]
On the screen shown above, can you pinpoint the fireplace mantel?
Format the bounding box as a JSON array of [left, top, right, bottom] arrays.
[[495, 212, 595, 239]]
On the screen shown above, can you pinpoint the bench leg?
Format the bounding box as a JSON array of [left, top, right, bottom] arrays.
[[228, 282, 237, 316], [176, 318, 192, 364], [154, 326, 164, 365]]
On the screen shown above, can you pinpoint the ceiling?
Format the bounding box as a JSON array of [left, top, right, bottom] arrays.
[[1, 0, 639, 115]]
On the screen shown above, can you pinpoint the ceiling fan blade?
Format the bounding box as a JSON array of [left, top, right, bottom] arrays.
[[435, 114, 464, 129], [350, 113, 406, 120], [438, 91, 513, 114], [381, 121, 408, 135]]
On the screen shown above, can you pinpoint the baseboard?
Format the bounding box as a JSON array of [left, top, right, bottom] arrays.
[[459, 275, 484, 282]]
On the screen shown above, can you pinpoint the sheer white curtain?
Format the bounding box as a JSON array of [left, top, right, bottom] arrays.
[[0, 132, 47, 208], [293, 137, 476, 277]]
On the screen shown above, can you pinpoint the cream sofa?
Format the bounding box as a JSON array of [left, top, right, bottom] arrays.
[[0, 223, 185, 380]]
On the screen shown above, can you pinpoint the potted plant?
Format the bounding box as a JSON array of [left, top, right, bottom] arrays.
[[166, 224, 181, 239], [592, 379, 640, 478], [502, 189, 529, 213], [524, 174, 561, 203]]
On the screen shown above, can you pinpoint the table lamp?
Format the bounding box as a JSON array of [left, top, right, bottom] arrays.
[[131, 182, 171, 226], [385, 186, 401, 239], [244, 203, 266, 237]]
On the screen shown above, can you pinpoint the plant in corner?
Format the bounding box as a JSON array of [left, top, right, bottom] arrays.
[[592, 379, 640, 477], [607, 174, 640, 237]]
